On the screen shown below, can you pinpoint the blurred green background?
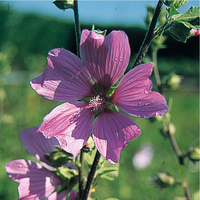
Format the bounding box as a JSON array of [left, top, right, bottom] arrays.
[[0, 2, 199, 200]]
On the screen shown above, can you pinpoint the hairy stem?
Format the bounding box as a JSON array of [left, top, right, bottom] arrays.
[[132, 0, 165, 68], [81, 150, 101, 200], [73, 0, 81, 57]]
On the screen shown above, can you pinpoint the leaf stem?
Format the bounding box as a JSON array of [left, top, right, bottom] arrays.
[[73, 0, 81, 57], [132, 0, 165, 68], [81, 150, 101, 200]]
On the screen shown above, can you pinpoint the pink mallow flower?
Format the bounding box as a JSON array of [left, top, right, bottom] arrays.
[[30, 29, 168, 164], [5, 127, 76, 200]]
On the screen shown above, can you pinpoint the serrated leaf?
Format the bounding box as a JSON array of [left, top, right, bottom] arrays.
[[172, 6, 200, 23]]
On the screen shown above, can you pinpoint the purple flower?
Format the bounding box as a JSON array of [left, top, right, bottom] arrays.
[[5, 127, 76, 200], [31, 29, 168, 163]]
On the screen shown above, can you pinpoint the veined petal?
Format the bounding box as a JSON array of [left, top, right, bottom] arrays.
[[30, 48, 95, 101], [111, 63, 168, 118], [6, 159, 61, 200], [48, 190, 67, 200], [39, 101, 94, 157], [93, 111, 141, 164], [80, 29, 130, 95], [20, 127, 59, 166]]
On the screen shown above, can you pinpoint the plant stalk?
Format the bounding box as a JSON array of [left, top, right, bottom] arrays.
[[78, 150, 84, 199], [73, 0, 81, 58], [81, 150, 101, 200], [132, 0, 165, 68]]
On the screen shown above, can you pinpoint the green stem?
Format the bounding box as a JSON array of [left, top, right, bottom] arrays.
[[152, 32, 191, 200], [183, 178, 192, 200], [152, 47, 162, 94], [132, 0, 165, 68], [73, 0, 81, 57], [81, 150, 101, 200], [78, 150, 84, 199]]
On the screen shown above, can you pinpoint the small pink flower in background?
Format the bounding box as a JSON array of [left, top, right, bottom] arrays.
[[5, 127, 76, 200], [132, 144, 154, 170], [31, 29, 168, 164], [191, 29, 200, 37]]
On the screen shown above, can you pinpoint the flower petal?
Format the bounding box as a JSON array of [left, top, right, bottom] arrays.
[[20, 127, 59, 166], [111, 63, 168, 118], [93, 111, 141, 164], [6, 159, 61, 200], [48, 190, 67, 200], [30, 48, 95, 101], [80, 29, 130, 94], [39, 101, 94, 157]]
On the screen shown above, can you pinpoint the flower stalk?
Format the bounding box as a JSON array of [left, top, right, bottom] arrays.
[[82, 150, 101, 200], [78, 150, 84, 199], [73, 0, 81, 57], [132, 0, 165, 68]]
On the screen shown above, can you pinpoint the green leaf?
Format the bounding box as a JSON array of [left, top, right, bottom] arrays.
[[170, 21, 191, 42], [167, 5, 179, 16], [58, 167, 78, 180], [172, 6, 200, 24], [170, 6, 200, 42], [165, 0, 188, 8], [96, 161, 119, 181]]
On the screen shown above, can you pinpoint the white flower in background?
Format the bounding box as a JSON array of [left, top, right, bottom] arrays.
[[132, 143, 153, 170]]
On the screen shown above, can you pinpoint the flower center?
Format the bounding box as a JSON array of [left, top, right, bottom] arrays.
[[89, 95, 106, 113]]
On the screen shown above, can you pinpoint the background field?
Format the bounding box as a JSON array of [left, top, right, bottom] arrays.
[[0, 2, 199, 200]]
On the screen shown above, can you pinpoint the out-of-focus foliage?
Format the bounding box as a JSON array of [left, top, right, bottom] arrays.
[[0, 3, 199, 75]]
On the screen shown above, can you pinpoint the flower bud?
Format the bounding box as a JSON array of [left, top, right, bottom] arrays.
[[149, 172, 175, 188], [162, 73, 183, 90], [53, 0, 74, 10], [188, 147, 200, 162], [190, 29, 200, 37], [82, 136, 95, 152]]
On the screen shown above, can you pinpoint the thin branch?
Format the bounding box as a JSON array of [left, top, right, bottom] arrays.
[[132, 0, 165, 68], [81, 150, 101, 200]]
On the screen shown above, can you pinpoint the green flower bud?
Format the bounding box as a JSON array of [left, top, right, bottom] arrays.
[[53, 0, 74, 10], [162, 72, 183, 90], [148, 115, 163, 123], [82, 136, 95, 152], [149, 172, 175, 188], [188, 147, 200, 162]]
